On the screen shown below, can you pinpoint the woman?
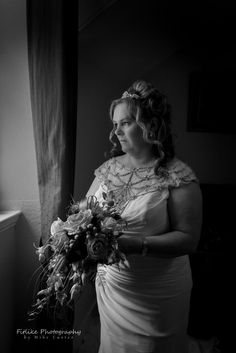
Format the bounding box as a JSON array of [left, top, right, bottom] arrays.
[[85, 80, 202, 353]]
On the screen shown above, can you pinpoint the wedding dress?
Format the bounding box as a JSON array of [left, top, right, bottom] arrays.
[[89, 156, 198, 353]]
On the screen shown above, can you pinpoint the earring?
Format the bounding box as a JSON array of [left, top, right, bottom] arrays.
[[149, 131, 155, 139]]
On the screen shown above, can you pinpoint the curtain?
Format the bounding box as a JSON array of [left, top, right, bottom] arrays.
[[27, 0, 78, 244], [27, 4, 100, 352]]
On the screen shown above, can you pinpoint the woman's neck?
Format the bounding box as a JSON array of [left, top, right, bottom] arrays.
[[124, 152, 156, 169]]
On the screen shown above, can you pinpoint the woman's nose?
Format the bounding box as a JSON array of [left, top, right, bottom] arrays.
[[115, 125, 123, 136]]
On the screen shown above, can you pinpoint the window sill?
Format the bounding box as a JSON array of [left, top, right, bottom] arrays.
[[0, 210, 21, 232]]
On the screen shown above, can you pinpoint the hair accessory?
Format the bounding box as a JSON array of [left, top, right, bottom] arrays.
[[122, 91, 139, 99]]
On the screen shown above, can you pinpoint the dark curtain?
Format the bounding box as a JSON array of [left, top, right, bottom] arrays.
[[27, 0, 78, 243]]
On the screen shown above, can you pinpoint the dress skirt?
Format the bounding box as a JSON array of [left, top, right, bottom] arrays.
[[96, 254, 192, 353]]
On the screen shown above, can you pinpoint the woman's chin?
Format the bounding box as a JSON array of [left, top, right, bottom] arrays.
[[120, 145, 127, 153], [121, 147, 131, 154]]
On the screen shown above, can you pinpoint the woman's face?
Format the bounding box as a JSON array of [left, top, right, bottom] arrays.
[[113, 102, 150, 156]]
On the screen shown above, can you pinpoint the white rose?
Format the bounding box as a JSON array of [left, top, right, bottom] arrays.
[[64, 209, 93, 235], [50, 218, 65, 236]]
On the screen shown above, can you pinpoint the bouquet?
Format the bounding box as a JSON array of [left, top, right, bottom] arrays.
[[28, 194, 128, 321]]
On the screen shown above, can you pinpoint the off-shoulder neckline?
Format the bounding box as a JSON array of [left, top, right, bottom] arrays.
[[111, 156, 181, 172], [95, 156, 198, 187]]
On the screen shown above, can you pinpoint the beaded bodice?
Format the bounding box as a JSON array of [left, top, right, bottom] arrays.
[[94, 157, 198, 213]]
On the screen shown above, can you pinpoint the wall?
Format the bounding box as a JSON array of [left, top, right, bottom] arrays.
[[74, 0, 236, 198], [0, 212, 20, 353], [74, 60, 121, 199], [0, 0, 41, 351], [144, 48, 236, 184]]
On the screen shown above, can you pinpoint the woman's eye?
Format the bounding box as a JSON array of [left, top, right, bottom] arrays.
[[113, 121, 130, 130]]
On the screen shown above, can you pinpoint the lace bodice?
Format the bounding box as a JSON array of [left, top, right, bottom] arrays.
[[94, 156, 198, 213]]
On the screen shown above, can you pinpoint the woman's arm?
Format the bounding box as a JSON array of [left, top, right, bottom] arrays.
[[117, 182, 202, 257]]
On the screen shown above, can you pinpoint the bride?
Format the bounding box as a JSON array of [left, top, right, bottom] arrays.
[[75, 80, 205, 353]]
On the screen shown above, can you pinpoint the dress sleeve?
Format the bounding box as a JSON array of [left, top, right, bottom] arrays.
[[167, 158, 199, 188], [94, 159, 112, 183], [86, 159, 112, 200]]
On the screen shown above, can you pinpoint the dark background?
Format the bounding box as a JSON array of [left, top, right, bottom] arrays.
[[0, 0, 235, 352], [77, 1, 236, 352]]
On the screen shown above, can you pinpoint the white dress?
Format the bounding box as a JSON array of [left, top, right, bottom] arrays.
[[89, 157, 198, 353]]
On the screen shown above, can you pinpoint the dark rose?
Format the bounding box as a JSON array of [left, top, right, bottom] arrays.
[[87, 235, 109, 261]]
